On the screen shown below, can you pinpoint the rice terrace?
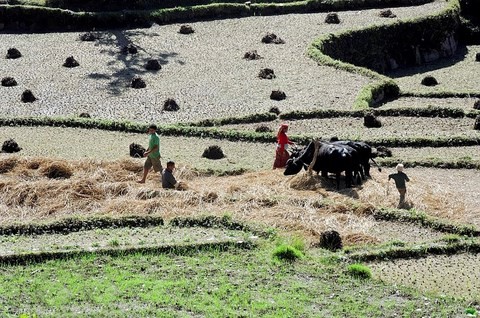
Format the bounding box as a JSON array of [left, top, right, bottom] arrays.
[[1, 0, 480, 315]]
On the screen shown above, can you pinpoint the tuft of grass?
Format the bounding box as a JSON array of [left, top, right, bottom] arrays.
[[272, 244, 304, 262], [108, 239, 120, 247], [466, 307, 477, 315], [441, 234, 462, 244], [347, 263, 372, 279]]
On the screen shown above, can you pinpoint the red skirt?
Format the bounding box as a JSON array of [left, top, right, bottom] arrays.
[[273, 148, 290, 168]]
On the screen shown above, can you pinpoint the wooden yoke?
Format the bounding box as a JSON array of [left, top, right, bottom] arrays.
[[307, 139, 320, 175]]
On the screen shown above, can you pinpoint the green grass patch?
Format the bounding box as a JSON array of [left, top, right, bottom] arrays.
[[0, 241, 468, 317], [272, 244, 304, 262], [346, 263, 372, 279]]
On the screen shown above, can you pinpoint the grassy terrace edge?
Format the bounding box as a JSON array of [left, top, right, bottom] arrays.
[[0, 240, 256, 266], [0, 0, 433, 31], [308, 0, 462, 110], [1, 116, 479, 147]]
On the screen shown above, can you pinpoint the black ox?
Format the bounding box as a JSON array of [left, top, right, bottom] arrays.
[[284, 140, 380, 189]]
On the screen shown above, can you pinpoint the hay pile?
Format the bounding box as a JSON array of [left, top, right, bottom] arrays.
[[244, 50, 262, 60], [63, 56, 80, 68], [131, 77, 146, 89], [40, 161, 73, 179], [79, 112, 91, 118], [145, 59, 161, 71], [258, 68, 275, 79], [325, 13, 340, 24], [379, 9, 396, 18], [255, 125, 273, 133], [179, 25, 194, 34], [364, 112, 382, 128], [1, 77, 17, 87], [1, 139, 22, 153], [129, 143, 145, 158], [6, 48, 21, 59], [269, 106, 281, 115], [421, 75, 438, 86], [261, 33, 285, 44], [270, 90, 286, 101], [476, 52, 480, 62], [163, 98, 179, 111], [21, 90, 36, 103], [202, 145, 225, 160], [79, 32, 98, 41]]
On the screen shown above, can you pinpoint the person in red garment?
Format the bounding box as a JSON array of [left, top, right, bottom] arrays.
[[273, 123, 295, 169]]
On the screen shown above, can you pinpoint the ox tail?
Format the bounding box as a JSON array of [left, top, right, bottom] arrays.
[[370, 157, 382, 172]]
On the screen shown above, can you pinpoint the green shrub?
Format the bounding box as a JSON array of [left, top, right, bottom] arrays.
[[272, 244, 304, 262], [347, 263, 372, 279]]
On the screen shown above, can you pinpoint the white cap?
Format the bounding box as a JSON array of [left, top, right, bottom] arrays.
[[396, 163, 404, 172]]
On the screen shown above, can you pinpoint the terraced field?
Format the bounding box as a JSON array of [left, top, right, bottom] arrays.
[[1, 0, 480, 315]]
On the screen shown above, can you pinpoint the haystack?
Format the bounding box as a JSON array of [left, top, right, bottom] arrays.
[[363, 112, 382, 128], [0, 158, 18, 173], [244, 50, 262, 60], [290, 173, 324, 190], [270, 90, 286, 101], [40, 161, 73, 179], [258, 68, 275, 79], [79, 32, 98, 41], [421, 75, 438, 86], [255, 125, 273, 133], [269, 106, 281, 115], [79, 112, 91, 118], [375, 145, 392, 157], [6, 48, 21, 59], [145, 59, 161, 71], [21, 90, 36, 103], [163, 98, 179, 111], [202, 145, 225, 160], [261, 33, 285, 44], [476, 52, 480, 62], [325, 13, 340, 24], [379, 9, 396, 18], [131, 76, 146, 89], [129, 143, 145, 158], [319, 230, 342, 251], [1, 139, 22, 153], [63, 56, 80, 68], [179, 25, 194, 34], [1, 77, 17, 87]]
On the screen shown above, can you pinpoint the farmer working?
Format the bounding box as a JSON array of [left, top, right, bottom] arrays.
[[162, 161, 180, 189], [273, 123, 295, 169], [388, 163, 410, 208], [137, 124, 162, 184]]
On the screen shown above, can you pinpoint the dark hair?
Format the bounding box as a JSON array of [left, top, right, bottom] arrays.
[[148, 124, 157, 130], [167, 161, 175, 166]]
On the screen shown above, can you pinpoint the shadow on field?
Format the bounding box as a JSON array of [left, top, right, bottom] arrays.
[[386, 45, 468, 79], [85, 29, 181, 95]]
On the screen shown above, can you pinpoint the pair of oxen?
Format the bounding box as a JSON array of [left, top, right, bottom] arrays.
[[283, 139, 381, 189]]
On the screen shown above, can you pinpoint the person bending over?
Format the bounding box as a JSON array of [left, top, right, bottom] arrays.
[[162, 161, 179, 189]]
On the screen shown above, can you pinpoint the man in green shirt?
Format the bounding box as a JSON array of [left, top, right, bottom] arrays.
[[137, 124, 162, 184], [388, 163, 410, 208]]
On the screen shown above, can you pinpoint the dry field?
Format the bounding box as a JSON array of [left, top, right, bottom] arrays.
[[391, 45, 480, 94], [222, 116, 479, 139], [381, 96, 479, 111], [383, 146, 480, 163], [1, 155, 479, 246], [0, 1, 447, 123]]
